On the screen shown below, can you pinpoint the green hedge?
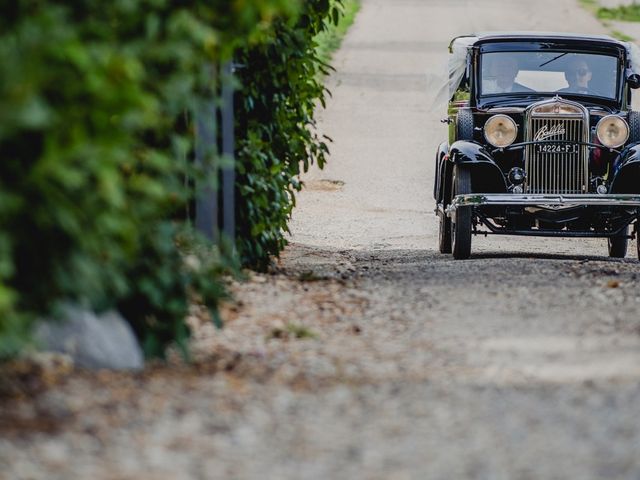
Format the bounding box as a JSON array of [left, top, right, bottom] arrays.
[[236, 1, 347, 269], [0, 0, 348, 358]]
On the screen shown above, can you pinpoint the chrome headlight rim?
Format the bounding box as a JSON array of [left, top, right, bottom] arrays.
[[483, 114, 518, 148], [596, 114, 629, 149]]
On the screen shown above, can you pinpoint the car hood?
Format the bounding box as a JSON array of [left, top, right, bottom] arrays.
[[478, 93, 621, 113]]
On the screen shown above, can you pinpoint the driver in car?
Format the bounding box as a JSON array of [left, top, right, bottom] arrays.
[[559, 58, 593, 94]]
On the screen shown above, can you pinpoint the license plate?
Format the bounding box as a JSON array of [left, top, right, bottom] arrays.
[[535, 144, 579, 154]]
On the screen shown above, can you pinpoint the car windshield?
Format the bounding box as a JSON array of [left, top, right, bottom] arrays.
[[480, 51, 619, 99]]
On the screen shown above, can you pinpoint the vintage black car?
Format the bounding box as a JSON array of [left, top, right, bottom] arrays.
[[434, 32, 640, 259]]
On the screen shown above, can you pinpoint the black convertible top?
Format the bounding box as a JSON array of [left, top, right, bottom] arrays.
[[449, 32, 625, 52]]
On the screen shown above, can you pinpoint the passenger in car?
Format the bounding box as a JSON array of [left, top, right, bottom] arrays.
[[483, 56, 534, 94]]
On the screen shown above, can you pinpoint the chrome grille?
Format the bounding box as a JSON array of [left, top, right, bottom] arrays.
[[525, 115, 588, 194]]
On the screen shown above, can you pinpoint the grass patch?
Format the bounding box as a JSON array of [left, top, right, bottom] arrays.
[[314, 0, 361, 67], [285, 323, 318, 339], [598, 4, 640, 22], [270, 323, 318, 340], [578, 0, 637, 42]]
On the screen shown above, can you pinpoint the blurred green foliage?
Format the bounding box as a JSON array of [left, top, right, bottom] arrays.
[[598, 3, 640, 22], [0, 0, 292, 357], [0, 0, 349, 357]]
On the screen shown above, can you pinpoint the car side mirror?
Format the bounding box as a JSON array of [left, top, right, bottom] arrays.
[[627, 73, 640, 89]]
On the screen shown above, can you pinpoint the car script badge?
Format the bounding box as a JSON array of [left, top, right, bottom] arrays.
[[534, 124, 566, 141]]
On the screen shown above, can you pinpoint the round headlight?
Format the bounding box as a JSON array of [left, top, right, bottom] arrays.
[[484, 114, 518, 148], [596, 115, 629, 148]]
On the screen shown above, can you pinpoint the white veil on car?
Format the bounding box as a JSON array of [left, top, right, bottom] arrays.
[[429, 36, 477, 112]]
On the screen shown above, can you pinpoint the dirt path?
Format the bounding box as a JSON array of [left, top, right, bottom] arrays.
[[3, 1, 640, 479]]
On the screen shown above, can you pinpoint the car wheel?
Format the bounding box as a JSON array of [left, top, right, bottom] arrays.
[[608, 225, 628, 258], [451, 165, 472, 260], [438, 209, 452, 253]]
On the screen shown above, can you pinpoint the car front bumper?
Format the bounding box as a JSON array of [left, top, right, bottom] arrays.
[[445, 194, 640, 215]]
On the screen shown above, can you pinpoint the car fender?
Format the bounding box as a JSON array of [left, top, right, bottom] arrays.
[[434, 141, 449, 202], [610, 143, 640, 194], [447, 140, 507, 194]]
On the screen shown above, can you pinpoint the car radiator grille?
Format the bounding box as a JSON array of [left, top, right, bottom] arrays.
[[525, 117, 588, 194]]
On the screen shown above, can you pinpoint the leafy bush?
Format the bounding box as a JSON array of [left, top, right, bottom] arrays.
[[117, 223, 233, 359], [0, 0, 300, 357], [0, 0, 351, 357], [235, 0, 347, 269]]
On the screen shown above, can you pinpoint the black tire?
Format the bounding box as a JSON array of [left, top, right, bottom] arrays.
[[437, 152, 452, 254], [629, 111, 640, 144], [438, 209, 452, 253], [608, 225, 628, 258], [451, 165, 472, 260], [456, 109, 474, 141]]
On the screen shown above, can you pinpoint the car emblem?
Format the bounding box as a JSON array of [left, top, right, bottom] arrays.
[[534, 124, 566, 141]]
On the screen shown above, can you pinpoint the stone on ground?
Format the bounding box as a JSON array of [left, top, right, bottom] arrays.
[[35, 305, 144, 371]]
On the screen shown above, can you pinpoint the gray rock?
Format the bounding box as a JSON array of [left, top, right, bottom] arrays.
[[35, 305, 144, 371]]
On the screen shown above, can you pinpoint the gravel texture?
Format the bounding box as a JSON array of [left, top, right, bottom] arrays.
[[3, 1, 640, 479]]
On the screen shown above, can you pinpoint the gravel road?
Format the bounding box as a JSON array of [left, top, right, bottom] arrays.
[[3, 1, 640, 479]]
